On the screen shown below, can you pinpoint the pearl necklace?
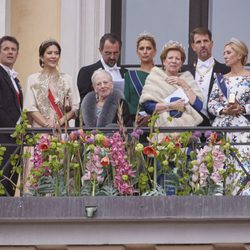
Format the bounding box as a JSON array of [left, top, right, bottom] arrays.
[[195, 62, 215, 84]]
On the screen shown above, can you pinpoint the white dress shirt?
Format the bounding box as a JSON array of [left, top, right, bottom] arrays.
[[0, 63, 20, 94], [100, 57, 124, 93], [195, 57, 215, 117]]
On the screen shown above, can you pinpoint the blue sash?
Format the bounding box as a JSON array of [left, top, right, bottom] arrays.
[[216, 73, 228, 99], [128, 70, 144, 97]]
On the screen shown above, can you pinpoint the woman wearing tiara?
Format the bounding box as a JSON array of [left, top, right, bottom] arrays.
[[124, 32, 156, 125], [22, 39, 80, 193], [23, 39, 80, 128], [139, 40, 204, 141], [208, 38, 250, 195]]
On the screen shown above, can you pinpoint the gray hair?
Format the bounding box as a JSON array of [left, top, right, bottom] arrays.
[[91, 69, 113, 86]]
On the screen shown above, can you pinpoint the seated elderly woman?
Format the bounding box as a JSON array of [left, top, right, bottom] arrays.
[[81, 69, 132, 127], [139, 40, 204, 140]]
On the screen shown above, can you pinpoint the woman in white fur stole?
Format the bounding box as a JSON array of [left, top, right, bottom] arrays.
[[139, 41, 204, 141]]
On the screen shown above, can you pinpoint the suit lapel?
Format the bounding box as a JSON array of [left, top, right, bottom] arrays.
[[119, 67, 127, 78], [190, 64, 196, 77], [209, 60, 222, 96], [99, 60, 127, 78], [0, 66, 22, 111]]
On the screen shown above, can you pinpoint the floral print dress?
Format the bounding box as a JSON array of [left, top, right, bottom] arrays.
[[208, 74, 250, 195]]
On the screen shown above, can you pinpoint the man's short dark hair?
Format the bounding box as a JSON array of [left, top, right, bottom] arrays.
[[99, 33, 122, 50], [190, 27, 212, 44], [0, 35, 19, 51]]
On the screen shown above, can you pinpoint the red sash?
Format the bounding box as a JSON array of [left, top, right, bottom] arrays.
[[48, 89, 63, 119], [16, 91, 21, 108]]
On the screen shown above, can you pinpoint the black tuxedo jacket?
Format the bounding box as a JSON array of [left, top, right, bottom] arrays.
[[0, 65, 23, 129], [182, 60, 230, 124], [77, 60, 127, 102], [0, 65, 23, 195]]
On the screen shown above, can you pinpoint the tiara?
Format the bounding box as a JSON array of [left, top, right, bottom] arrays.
[[162, 40, 185, 51], [137, 31, 155, 40], [40, 38, 58, 47]]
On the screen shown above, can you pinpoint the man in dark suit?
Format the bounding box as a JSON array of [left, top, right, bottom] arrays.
[[0, 36, 22, 196], [76, 33, 127, 126], [183, 27, 230, 126]]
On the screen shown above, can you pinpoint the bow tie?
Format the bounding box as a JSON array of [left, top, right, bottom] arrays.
[[9, 69, 18, 79], [198, 63, 208, 69], [108, 66, 120, 71]]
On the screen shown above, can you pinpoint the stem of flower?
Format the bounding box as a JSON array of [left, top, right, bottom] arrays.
[[55, 174, 59, 196], [153, 157, 157, 189], [66, 148, 70, 195]]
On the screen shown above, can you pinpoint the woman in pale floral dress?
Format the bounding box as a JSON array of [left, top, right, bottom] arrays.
[[22, 39, 80, 193], [208, 38, 250, 194], [24, 39, 80, 128]]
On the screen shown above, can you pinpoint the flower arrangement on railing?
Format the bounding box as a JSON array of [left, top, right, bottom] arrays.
[[1, 111, 250, 196], [190, 131, 243, 195]]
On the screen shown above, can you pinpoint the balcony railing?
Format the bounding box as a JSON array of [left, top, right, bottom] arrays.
[[1, 127, 250, 247], [1, 126, 250, 196]]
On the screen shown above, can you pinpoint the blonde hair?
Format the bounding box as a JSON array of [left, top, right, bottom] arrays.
[[160, 40, 186, 66], [225, 38, 248, 65]]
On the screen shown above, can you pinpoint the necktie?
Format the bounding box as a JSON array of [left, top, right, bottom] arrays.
[[14, 78, 21, 108]]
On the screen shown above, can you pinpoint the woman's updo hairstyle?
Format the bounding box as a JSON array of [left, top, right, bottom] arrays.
[[39, 39, 61, 68], [225, 38, 248, 66]]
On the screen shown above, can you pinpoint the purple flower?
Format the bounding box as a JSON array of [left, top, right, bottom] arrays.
[[204, 130, 212, 138], [131, 131, 140, 140], [192, 131, 202, 138]]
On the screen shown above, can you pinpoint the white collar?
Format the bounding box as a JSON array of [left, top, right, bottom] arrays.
[[197, 57, 214, 69], [100, 57, 120, 71], [0, 64, 18, 78]]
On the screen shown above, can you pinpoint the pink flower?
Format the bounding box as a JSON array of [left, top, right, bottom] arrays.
[[109, 132, 135, 195], [69, 131, 77, 141], [211, 171, 222, 184]]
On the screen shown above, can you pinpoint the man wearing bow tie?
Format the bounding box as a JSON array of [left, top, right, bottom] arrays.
[[183, 27, 230, 126], [76, 33, 127, 126], [0, 35, 22, 196]]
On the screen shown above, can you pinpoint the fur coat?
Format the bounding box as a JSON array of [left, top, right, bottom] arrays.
[[81, 89, 132, 127]]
